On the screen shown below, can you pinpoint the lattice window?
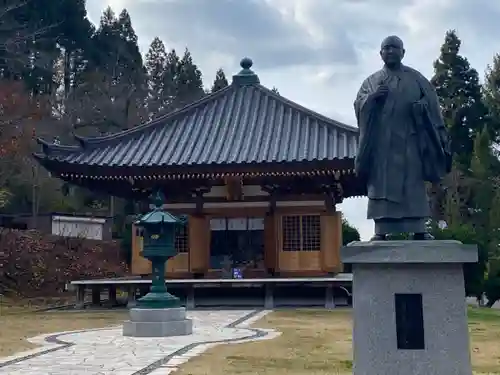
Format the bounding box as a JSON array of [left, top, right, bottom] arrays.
[[301, 215, 321, 251], [174, 224, 189, 253], [282, 215, 321, 251]]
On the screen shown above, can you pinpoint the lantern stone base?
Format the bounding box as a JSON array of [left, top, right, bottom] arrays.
[[122, 307, 193, 337]]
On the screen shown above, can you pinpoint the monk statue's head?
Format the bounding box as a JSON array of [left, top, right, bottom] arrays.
[[380, 35, 405, 68]]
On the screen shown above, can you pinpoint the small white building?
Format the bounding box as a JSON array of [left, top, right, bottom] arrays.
[[51, 215, 111, 240]]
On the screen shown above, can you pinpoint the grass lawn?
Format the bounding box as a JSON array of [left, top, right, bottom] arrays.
[[1, 300, 499, 374], [175, 307, 500, 375], [0, 298, 128, 359]]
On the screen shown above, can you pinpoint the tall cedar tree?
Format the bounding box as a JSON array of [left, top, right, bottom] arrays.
[[431, 30, 488, 170], [74, 7, 146, 133], [173, 48, 205, 109], [442, 160, 469, 227], [469, 127, 500, 258], [92, 8, 144, 86], [489, 185, 500, 258], [145, 37, 167, 119], [1, 0, 93, 95], [469, 128, 494, 229], [162, 49, 180, 113], [55, 0, 94, 94], [211, 68, 229, 93], [483, 54, 500, 149]]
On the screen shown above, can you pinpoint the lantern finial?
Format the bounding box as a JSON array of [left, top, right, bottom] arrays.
[[151, 190, 165, 209]]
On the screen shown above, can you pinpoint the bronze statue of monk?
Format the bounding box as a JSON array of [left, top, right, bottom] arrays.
[[354, 35, 451, 241]]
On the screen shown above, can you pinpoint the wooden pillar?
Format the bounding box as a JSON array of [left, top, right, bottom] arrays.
[[75, 285, 85, 309], [264, 214, 278, 275], [320, 211, 342, 273], [91, 285, 101, 306], [108, 285, 117, 306], [186, 285, 195, 309], [188, 215, 210, 275], [264, 282, 275, 309], [127, 285, 137, 308], [325, 283, 336, 309]]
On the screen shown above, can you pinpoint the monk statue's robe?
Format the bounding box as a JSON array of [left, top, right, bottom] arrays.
[[354, 65, 451, 235]]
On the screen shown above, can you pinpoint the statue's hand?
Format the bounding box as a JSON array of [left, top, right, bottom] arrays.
[[372, 84, 389, 100]]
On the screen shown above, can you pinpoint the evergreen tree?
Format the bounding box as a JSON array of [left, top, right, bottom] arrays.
[[85, 7, 146, 129], [173, 48, 205, 109], [0, 0, 92, 95], [342, 218, 360, 245], [145, 37, 167, 119], [117, 9, 138, 44], [442, 163, 469, 227], [271, 86, 280, 95], [9, 0, 57, 93], [489, 186, 500, 258], [51, 0, 94, 94], [431, 30, 488, 170], [91, 7, 144, 81], [161, 48, 180, 113], [90, 7, 119, 74], [0, 1, 28, 78], [483, 54, 500, 143], [100, 6, 116, 28], [468, 126, 500, 259], [469, 128, 494, 232], [211, 68, 228, 93]]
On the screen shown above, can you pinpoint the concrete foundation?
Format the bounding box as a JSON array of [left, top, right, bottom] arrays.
[[122, 307, 193, 337], [341, 240, 477, 375]]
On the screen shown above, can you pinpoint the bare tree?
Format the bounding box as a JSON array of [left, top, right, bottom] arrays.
[[0, 80, 49, 207], [52, 70, 146, 139]]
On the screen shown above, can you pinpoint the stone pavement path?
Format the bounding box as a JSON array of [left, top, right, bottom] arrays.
[[0, 309, 279, 375]]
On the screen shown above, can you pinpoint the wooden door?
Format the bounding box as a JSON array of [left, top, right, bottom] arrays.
[[188, 215, 210, 273], [320, 212, 343, 273]]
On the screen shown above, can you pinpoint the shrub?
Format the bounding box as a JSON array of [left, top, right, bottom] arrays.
[[0, 228, 129, 297]]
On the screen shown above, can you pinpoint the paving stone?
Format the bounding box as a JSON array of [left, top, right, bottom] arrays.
[[0, 310, 279, 375]]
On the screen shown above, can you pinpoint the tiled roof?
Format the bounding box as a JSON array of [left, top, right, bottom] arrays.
[[35, 59, 358, 171]]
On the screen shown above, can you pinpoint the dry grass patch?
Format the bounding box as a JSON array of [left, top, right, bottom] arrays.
[[176, 309, 354, 375], [469, 308, 500, 374], [0, 300, 127, 359], [175, 308, 500, 375]]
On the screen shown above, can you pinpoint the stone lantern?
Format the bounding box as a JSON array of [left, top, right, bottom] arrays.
[[135, 191, 186, 308], [123, 191, 192, 337]]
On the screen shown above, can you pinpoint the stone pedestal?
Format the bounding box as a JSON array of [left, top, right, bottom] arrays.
[[341, 240, 477, 375], [122, 307, 193, 337]]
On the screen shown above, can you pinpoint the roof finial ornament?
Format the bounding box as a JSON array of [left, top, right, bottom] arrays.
[[240, 57, 253, 70], [232, 56, 260, 85]]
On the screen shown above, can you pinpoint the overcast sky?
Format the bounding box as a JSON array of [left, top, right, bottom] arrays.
[[86, 0, 500, 240]]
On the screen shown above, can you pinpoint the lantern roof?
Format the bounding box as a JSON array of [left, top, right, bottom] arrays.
[[135, 210, 184, 226], [135, 191, 186, 225]]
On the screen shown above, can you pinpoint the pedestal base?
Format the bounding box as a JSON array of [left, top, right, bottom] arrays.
[[122, 307, 193, 337], [341, 240, 478, 375]]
